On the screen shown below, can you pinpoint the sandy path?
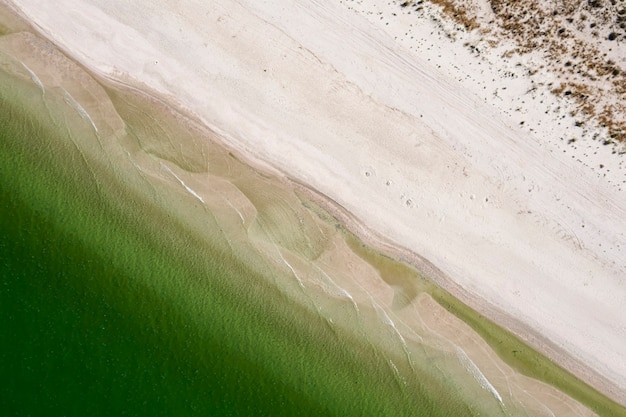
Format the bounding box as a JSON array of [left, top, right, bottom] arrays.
[[2, 0, 625, 404]]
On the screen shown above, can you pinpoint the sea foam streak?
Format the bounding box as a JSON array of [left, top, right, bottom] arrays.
[[455, 346, 504, 405], [61, 88, 98, 133], [313, 264, 359, 313], [160, 162, 205, 204], [21, 62, 44, 94]]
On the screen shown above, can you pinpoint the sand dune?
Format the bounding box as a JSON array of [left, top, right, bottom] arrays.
[[2, 0, 625, 406]]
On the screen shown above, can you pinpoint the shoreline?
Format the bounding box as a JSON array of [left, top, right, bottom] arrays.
[[94, 61, 624, 404], [98, 68, 626, 407], [290, 174, 626, 407], [1, 0, 625, 410]]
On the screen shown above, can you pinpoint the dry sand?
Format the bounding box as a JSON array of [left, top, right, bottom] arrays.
[[2, 0, 625, 406]]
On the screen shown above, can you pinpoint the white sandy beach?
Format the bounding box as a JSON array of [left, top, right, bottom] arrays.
[[2, 0, 625, 406]]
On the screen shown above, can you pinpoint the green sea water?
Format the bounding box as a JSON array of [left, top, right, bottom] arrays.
[[1, 28, 625, 416], [0, 51, 478, 416]]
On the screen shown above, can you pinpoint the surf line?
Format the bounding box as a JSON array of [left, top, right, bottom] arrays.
[[20, 61, 45, 94], [61, 87, 98, 133], [160, 162, 205, 204]]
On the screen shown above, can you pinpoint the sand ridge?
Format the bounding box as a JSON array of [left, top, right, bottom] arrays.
[[2, 0, 625, 407]]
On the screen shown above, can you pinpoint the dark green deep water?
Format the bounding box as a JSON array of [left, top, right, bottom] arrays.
[[0, 68, 478, 416], [0, 86, 323, 416]]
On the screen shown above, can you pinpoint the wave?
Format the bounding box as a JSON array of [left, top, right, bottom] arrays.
[[61, 88, 98, 133], [20, 62, 44, 94], [313, 264, 359, 313], [160, 162, 205, 204], [455, 345, 504, 405]]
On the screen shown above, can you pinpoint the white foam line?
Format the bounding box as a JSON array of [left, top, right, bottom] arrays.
[[160, 162, 205, 204], [329, 265, 423, 373], [371, 301, 419, 374], [455, 346, 504, 405], [373, 302, 410, 350], [388, 358, 407, 386], [224, 198, 245, 224], [346, 273, 425, 345], [313, 264, 359, 313], [540, 403, 556, 417], [274, 246, 305, 289], [61, 88, 98, 133], [21, 62, 45, 94]]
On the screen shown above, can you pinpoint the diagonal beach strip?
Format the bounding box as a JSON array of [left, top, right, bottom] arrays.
[[2, 0, 625, 407]]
